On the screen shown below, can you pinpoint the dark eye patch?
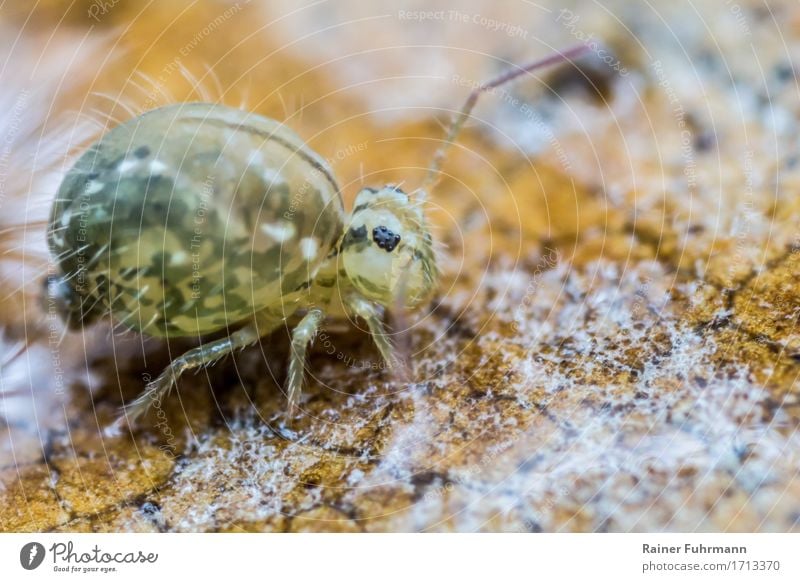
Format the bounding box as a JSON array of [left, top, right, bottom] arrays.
[[372, 225, 401, 252], [342, 224, 368, 249]]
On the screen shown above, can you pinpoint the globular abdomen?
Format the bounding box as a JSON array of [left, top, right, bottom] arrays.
[[48, 103, 343, 337]]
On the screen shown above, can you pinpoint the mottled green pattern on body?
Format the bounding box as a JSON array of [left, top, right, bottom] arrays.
[[49, 103, 344, 337]]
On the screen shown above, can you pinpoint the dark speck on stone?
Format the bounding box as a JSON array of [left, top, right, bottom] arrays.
[[140, 501, 160, 516]]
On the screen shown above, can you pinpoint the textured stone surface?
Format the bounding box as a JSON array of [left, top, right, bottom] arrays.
[[1, 0, 799, 532]]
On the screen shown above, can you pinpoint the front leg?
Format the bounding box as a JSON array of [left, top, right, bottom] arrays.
[[285, 308, 325, 415], [345, 292, 408, 379]]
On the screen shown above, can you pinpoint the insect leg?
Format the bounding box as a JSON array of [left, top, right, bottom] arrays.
[[345, 292, 410, 382], [346, 294, 392, 362], [113, 324, 263, 431], [285, 308, 325, 416]]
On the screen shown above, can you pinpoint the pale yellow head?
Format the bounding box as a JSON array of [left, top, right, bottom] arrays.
[[339, 185, 437, 310]]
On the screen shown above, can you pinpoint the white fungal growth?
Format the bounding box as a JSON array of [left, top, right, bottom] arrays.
[[350, 261, 800, 532]]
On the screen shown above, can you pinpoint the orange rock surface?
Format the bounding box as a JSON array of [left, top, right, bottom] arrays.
[[1, 0, 798, 532]]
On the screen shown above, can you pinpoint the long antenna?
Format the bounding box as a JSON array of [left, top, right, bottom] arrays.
[[418, 42, 592, 200]]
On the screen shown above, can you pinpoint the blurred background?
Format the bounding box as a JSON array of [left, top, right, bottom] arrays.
[[1, 0, 799, 532]]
